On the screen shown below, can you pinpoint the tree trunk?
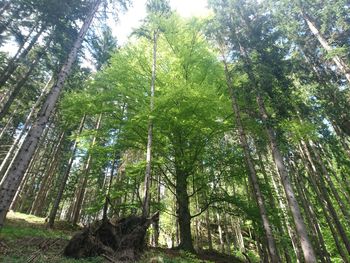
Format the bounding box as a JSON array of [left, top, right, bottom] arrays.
[[255, 94, 317, 262], [0, 39, 52, 121], [30, 131, 65, 216], [0, 75, 52, 179], [222, 58, 280, 262], [0, 24, 46, 88], [71, 114, 102, 224], [308, 140, 350, 224], [216, 212, 225, 253], [301, 11, 350, 83], [0, 0, 101, 227], [291, 161, 331, 263], [0, 109, 16, 142], [299, 141, 350, 256], [206, 209, 213, 250], [48, 115, 86, 227], [175, 170, 194, 252], [142, 30, 158, 218], [102, 153, 118, 222]]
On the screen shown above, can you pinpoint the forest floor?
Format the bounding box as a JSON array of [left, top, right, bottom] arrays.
[[0, 212, 245, 263]]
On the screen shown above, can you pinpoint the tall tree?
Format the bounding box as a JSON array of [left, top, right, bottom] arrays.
[[0, 0, 102, 226]]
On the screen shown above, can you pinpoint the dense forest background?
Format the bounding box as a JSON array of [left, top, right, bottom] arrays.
[[0, 0, 350, 262]]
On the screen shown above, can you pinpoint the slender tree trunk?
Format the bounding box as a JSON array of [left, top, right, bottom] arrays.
[[71, 114, 102, 224], [153, 172, 161, 246], [102, 153, 118, 222], [0, 22, 37, 70], [268, 156, 302, 263], [255, 94, 316, 262], [0, 40, 52, 121], [13, 123, 53, 211], [30, 131, 65, 216], [299, 141, 350, 256], [298, 150, 349, 262], [0, 109, 16, 142], [142, 30, 158, 218], [257, 152, 293, 263], [0, 75, 52, 179], [308, 140, 350, 224], [222, 57, 280, 262], [301, 11, 350, 83], [206, 209, 213, 250], [0, 0, 101, 227], [0, 24, 46, 88], [216, 212, 225, 253], [47, 115, 86, 228], [290, 161, 331, 263]]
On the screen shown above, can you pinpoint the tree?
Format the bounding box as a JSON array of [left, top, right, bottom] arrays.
[[0, 0, 102, 226]]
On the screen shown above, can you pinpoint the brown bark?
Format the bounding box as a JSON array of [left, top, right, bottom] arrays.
[[308, 140, 350, 224], [0, 75, 52, 179], [289, 159, 331, 263], [255, 94, 316, 262], [142, 30, 158, 218], [71, 114, 102, 224], [222, 57, 280, 262], [47, 115, 87, 227], [299, 141, 350, 256], [301, 11, 350, 83], [30, 131, 65, 216], [175, 169, 194, 252], [0, 0, 101, 227]]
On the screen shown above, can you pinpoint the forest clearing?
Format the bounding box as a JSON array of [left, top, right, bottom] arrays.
[[0, 0, 350, 262]]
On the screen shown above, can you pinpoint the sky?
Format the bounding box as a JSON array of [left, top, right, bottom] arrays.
[[112, 0, 210, 44], [1, 0, 210, 60]]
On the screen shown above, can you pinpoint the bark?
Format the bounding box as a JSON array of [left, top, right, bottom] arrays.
[[301, 11, 350, 83], [142, 30, 158, 218], [175, 169, 194, 252], [102, 154, 118, 222], [299, 141, 350, 256], [152, 173, 161, 247], [291, 163, 331, 263], [255, 94, 316, 262], [47, 115, 87, 228], [222, 58, 280, 262], [0, 0, 101, 227], [13, 123, 52, 211], [258, 152, 294, 263], [71, 114, 102, 225], [308, 140, 350, 224], [1, 22, 37, 69], [298, 152, 349, 262], [216, 212, 225, 253], [0, 75, 52, 179], [0, 39, 52, 121], [269, 157, 302, 263], [0, 112, 15, 155], [0, 24, 46, 88], [206, 209, 213, 250], [30, 131, 65, 216]]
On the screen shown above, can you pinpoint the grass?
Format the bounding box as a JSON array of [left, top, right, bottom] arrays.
[[0, 211, 243, 262]]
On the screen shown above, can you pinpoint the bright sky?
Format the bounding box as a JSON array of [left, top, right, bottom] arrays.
[[1, 1, 210, 59], [113, 0, 210, 44]]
